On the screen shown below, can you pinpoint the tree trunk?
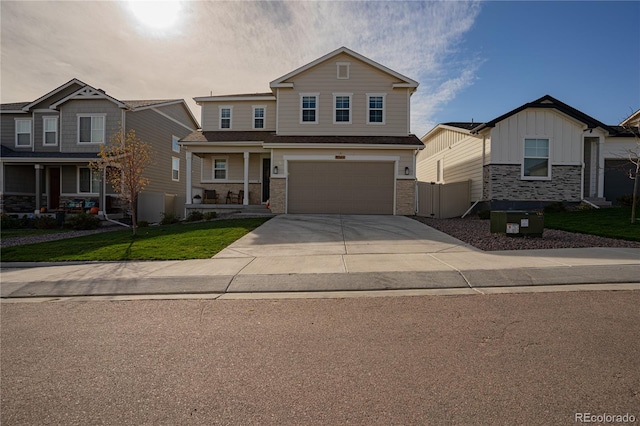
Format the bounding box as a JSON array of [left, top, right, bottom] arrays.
[[131, 194, 138, 236]]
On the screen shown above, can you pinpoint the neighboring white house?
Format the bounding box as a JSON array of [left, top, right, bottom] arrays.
[[417, 95, 640, 211], [180, 47, 424, 215]]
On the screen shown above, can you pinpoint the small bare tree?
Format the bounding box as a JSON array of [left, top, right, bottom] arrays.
[[90, 127, 152, 235], [624, 135, 640, 224]]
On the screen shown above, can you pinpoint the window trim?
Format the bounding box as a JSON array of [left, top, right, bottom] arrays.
[[172, 135, 180, 153], [521, 137, 551, 180], [219, 106, 233, 130], [77, 114, 106, 144], [213, 157, 228, 181], [436, 158, 443, 183], [15, 118, 33, 147], [78, 166, 100, 194], [300, 93, 319, 124], [366, 93, 386, 125], [252, 105, 266, 129], [333, 93, 352, 125], [171, 156, 180, 182], [336, 62, 350, 80]]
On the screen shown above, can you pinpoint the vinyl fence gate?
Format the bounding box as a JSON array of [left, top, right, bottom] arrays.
[[416, 180, 471, 219]]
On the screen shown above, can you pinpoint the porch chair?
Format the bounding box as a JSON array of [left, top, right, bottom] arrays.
[[203, 190, 219, 204], [225, 190, 234, 204], [237, 190, 244, 204]]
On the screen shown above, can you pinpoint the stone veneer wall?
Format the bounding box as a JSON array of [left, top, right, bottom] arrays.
[[484, 164, 582, 202], [396, 179, 416, 215], [2, 194, 47, 213], [269, 178, 286, 214], [200, 183, 262, 205]]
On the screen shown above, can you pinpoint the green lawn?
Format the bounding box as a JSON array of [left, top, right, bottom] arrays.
[[544, 207, 640, 241], [1, 218, 270, 262]]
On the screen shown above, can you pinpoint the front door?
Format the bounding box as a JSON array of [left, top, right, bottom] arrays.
[[49, 167, 61, 209], [262, 158, 271, 203]]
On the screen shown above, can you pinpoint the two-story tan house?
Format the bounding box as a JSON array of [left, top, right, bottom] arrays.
[[180, 47, 424, 215], [0, 79, 200, 222]]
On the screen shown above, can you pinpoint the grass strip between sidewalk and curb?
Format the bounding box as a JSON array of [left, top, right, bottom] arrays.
[[1, 218, 270, 262]]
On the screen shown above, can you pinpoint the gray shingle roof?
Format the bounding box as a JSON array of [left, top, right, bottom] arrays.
[[1, 102, 29, 111]]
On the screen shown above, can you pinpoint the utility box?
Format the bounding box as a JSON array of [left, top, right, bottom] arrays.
[[490, 211, 544, 237]]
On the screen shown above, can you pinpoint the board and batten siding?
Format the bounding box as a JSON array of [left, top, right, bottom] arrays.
[[59, 99, 122, 153], [125, 108, 199, 195], [200, 100, 276, 132], [490, 109, 584, 165], [276, 53, 410, 136], [417, 128, 485, 201]]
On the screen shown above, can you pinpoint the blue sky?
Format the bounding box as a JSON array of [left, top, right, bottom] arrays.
[[1, 1, 638, 137]]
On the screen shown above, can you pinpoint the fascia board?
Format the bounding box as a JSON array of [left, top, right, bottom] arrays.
[[194, 96, 277, 102], [263, 143, 422, 150]]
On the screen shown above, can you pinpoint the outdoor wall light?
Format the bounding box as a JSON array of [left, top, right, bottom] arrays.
[[405, 166, 410, 175], [273, 166, 278, 175]]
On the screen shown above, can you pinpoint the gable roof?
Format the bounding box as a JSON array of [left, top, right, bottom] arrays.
[[471, 95, 615, 134], [21, 78, 86, 111], [49, 85, 127, 109], [269, 46, 419, 92], [621, 108, 640, 126]]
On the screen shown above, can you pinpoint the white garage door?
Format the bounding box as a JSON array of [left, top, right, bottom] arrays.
[[287, 161, 395, 214]]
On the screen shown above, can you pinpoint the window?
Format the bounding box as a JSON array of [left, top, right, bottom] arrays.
[[78, 167, 100, 193], [213, 158, 227, 180], [337, 62, 350, 79], [172, 157, 180, 181], [253, 106, 265, 129], [367, 94, 385, 124], [437, 159, 443, 182], [334, 94, 352, 124], [15, 119, 32, 147], [300, 94, 318, 124], [523, 138, 550, 179], [43, 117, 58, 146], [78, 115, 105, 144], [219, 107, 232, 129], [172, 135, 180, 153]]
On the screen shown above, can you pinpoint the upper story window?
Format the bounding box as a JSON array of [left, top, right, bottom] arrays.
[[300, 94, 318, 124], [337, 62, 350, 79], [367, 94, 386, 124], [522, 138, 550, 179], [43, 116, 58, 146], [334, 93, 352, 124], [172, 135, 180, 153], [219, 106, 232, 129], [15, 118, 32, 147], [77, 114, 105, 144], [253, 106, 265, 129]]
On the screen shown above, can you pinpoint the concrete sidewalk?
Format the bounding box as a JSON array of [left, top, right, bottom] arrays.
[[2, 215, 639, 299]]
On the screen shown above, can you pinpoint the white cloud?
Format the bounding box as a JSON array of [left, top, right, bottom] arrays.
[[1, 0, 482, 135]]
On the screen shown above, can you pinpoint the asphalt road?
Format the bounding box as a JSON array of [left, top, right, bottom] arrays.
[[2, 291, 639, 425]]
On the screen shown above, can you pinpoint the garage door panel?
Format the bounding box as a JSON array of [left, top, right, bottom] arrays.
[[288, 161, 394, 214]]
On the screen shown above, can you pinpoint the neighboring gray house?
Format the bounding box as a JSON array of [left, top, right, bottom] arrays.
[[0, 79, 200, 222], [417, 95, 640, 212]]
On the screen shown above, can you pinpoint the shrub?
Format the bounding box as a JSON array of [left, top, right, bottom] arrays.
[[66, 212, 100, 230], [186, 210, 204, 222], [544, 202, 566, 213], [617, 194, 639, 207], [137, 220, 149, 228], [33, 215, 57, 229], [160, 212, 179, 225], [1, 214, 21, 229], [204, 211, 217, 220], [477, 210, 491, 220]]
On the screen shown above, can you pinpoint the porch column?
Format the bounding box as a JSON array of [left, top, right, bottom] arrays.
[[34, 164, 42, 213], [243, 151, 249, 205], [186, 150, 193, 203], [597, 137, 605, 198]]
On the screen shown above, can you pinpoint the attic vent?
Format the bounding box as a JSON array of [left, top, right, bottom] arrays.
[[337, 62, 350, 80]]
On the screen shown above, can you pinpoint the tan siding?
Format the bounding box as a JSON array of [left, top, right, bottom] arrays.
[[59, 99, 122, 153], [417, 128, 484, 200], [201, 100, 276, 131], [125, 108, 200, 196], [277, 53, 410, 136], [491, 109, 584, 164], [200, 153, 261, 182]]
